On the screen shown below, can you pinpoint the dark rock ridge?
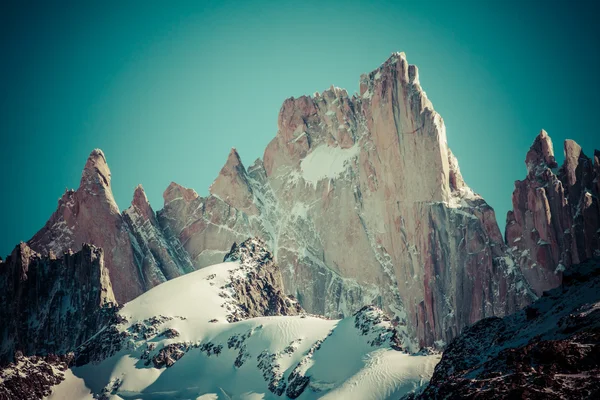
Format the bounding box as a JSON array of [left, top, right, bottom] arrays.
[[412, 257, 600, 399], [222, 237, 303, 321], [27, 149, 192, 303], [0, 242, 117, 364], [506, 130, 600, 295]]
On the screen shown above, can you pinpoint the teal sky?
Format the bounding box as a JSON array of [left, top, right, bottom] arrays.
[[1, 0, 599, 257]]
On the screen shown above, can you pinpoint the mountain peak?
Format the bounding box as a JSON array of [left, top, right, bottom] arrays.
[[129, 184, 155, 222], [163, 181, 199, 207], [131, 184, 149, 208], [81, 148, 111, 188], [209, 149, 258, 215], [525, 129, 558, 173]]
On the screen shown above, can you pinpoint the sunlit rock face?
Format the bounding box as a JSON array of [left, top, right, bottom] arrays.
[[158, 53, 533, 348], [27, 150, 191, 303], [506, 131, 600, 296]]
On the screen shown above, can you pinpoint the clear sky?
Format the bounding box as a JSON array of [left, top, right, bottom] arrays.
[[1, 0, 599, 257]]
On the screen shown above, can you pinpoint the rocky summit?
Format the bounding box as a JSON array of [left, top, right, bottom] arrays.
[[27, 150, 192, 303]]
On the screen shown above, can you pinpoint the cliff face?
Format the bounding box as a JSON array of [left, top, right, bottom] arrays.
[[27, 150, 191, 303], [413, 257, 600, 399], [0, 243, 116, 363], [158, 53, 533, 348], [122, 184, 194, 284], [506, 131, 600, 295]]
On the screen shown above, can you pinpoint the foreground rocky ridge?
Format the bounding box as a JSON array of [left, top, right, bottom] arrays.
[[0, 243, 116, 364], [412, 257, 600, 399]]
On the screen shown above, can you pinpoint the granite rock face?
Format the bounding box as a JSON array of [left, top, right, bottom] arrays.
[[0, 243, 116, 364], [123, 184, 194, 284], [158, 53, 533, 348], [506, 130, 600, 295], [413, 257, 600, 399], [27, 150, 191, 303]]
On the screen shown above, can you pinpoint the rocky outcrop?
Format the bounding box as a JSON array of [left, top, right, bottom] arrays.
[[27, 150, 192, 303], [0, 352, 74, 400], [123, 184, 193, 284], [158, 53, 533, 348], [506, 131, 600, 295], [413, 257, 600, 399], [0, 243, 116, 363], [222, 237, 303, 321]]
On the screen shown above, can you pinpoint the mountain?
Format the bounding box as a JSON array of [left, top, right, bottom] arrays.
[[43, 238, 440, 399], [27, 150, 192, 303], [507, 131, 600, 296], [158, 53, 534, 348], [411, 256, 600, 399], [14, 52, 600, 351]]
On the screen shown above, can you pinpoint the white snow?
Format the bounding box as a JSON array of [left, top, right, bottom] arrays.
[[300, 144, 360, 187], [48, 259, 439, 399]]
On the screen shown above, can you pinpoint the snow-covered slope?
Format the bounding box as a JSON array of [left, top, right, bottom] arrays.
[[47, 240, 439, 400]]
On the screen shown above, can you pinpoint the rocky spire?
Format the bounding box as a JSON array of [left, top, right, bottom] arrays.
[[130, 184, 155, 222], [28, 149, 145, 303], [123, 184, 193, 283], [525, 129, 558, 173], [507, 132, 600, 296], [210, 148, 258, 215]]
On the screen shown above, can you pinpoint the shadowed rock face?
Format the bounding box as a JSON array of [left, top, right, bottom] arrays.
[[158, 53, 533, 348], [123, 185, 194, 284], [0, 243, 116, 364], [413, 258, 600, 400], [506, 131, 600, 296], [27, 150, 192, 303]]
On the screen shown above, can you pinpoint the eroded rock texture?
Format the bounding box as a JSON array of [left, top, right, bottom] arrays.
[[222, 237, 303, 321], [506, 130, 600, 295], [413, 257, 600, 399], [158, 53, 533, 348], [0, 243, 116, 363], [27, 150, 191, 302]]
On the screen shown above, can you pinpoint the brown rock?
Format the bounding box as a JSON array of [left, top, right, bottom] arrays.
[[28, 150, 145, 302], [507, 132, 600, 296], [158, 53, 533, 348], [123, 184, 193, 284]]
